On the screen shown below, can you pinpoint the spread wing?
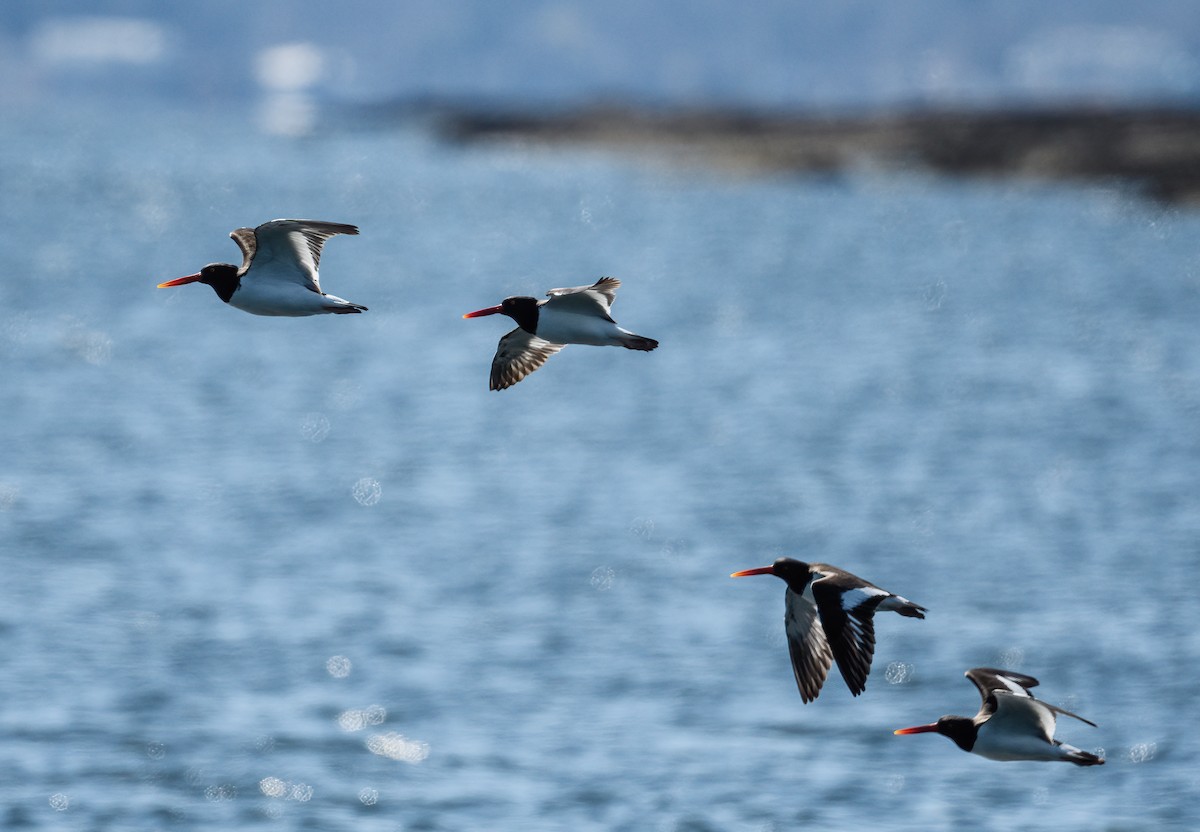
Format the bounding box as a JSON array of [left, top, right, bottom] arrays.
[[965, 667, 1039, 720], [490, 328, 565, 390], [544, 277, 620, 321], [243, 219, 359, 292], [812, 577, 887, 697], [990, 692, 1059, 744], [965, 667, 1097, 728], [782, 587, 834, 703], [229, 227, 257, 276]]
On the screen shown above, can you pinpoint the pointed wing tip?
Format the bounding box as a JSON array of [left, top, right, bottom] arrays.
[[840, 673, 869, 698], [261, 218, 359, 233], [966, 667, 1040, 687]]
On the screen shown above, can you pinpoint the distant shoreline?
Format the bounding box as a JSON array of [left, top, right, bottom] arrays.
[[408, 101, 1200, 204]]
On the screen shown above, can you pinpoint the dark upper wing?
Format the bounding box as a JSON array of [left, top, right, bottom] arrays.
[[965, 667, 1039, 719], [544, 277, 620, 321], [490, 328, 565, 390], [812, 575, 890, 697], [782, 587, 834, 703], [249, 219, 359, 292], [966, 667, 1097, 728], [229, 227, 257, 276]]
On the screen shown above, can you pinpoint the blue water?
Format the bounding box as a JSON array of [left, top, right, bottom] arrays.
[[1, 101, 1198, 830]]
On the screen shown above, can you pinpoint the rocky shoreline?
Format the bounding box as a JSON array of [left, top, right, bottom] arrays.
[[427, 103, 1200, 204]]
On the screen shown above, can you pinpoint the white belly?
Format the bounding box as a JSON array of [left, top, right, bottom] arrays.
[[536, 308, 626, 346], [972, 729, 1061, 762], [230, 282, 340, 317]]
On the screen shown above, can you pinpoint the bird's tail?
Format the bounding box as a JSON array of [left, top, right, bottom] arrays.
[[881, 595, 928, 620], [1059, 743, 1105, 766], [619, 333, 658, 351], [323, 294, 368, 314]]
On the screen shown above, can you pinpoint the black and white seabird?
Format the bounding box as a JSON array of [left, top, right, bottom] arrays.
[[462, 277, 657, 390], [731, 557, 927, 703], [158, 219, 366, 316], [893, 667, 1104, 765]]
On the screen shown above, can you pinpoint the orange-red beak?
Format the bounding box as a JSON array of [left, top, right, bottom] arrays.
[[730, 565, 776, 578], [157, 272, 203, 288], [893, 723, 939, 735], [462, 305, 503, 319]]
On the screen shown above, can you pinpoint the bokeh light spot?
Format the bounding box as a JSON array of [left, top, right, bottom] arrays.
[[352, 478, 382, 506], [1129, 742, 1157, 763], [300, 413, 331, 443], [255, 43, 325, 91], [884, 661, 914, 684], [629, 518, 655, 539], [590, 566, 615, 591], [204, 784, 237, 802], [260, 777, 288, 798], [365, 732, 430, 764]]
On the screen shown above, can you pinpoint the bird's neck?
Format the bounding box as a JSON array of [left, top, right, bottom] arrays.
[[204, 265, 241, 304], [940, 718, 978, 752], [510, 303, 539, 334]]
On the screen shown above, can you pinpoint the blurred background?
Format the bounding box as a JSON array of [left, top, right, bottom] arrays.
[[2, 2, 1199, 830], [5, 1, 1200, 109]]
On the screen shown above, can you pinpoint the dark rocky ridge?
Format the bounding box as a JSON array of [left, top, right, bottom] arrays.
[[432, 104, 1200, 204]]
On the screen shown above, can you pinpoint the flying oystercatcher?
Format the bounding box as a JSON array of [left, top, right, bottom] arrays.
[[893, 667, 1104, 765], [731, 557, 926, 703], [158, 219, 366, 316], [462, 277, 657, 390]]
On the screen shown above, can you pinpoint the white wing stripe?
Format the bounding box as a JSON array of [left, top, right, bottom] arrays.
[[995, 674, 1032, 697], [840, 586, 888, 612]]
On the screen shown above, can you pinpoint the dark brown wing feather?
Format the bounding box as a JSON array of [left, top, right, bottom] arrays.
[[812, 578, 884, 697], [965, 667, 1040, 719], [783, 588, 834, 703], [490, 328, 565, 390], [229, 227, 257, 277], [964, 667, 1096, 726]]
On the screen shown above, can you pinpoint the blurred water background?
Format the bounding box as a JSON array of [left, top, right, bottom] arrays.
[[3, 3, 1200, 831]]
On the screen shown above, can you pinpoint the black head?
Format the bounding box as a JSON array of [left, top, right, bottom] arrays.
[[894, 715, 977, 751], [197, 263, 240, 302], [730, 557, 813, 593], [769, 557, 813, 590], [463, 295, 540, 333], [934, 716, 977, 751], [498, 296, 540, 333], [158, 262, 240, 303]]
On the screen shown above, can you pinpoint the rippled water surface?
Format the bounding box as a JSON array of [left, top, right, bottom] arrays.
[[1, 103, 1198, 830]]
